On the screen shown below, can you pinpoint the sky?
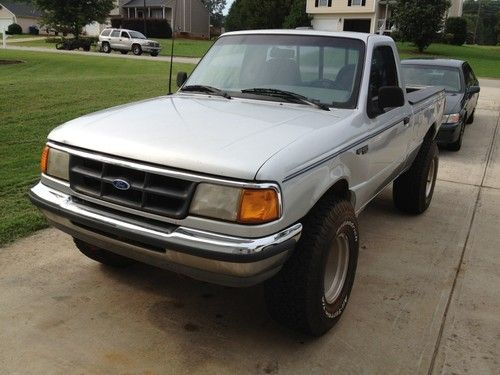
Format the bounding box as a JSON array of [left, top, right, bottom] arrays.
[[223, 0, 236, 15]]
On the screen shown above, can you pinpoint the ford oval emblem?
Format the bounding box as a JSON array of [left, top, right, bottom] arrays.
[[112, 179, 131, 191]]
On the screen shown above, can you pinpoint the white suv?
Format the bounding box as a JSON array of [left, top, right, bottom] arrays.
[[97, 28, 161, 57]]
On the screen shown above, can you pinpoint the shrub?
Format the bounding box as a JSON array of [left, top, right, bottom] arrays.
[[45, 37, 64, 43], [444, 33, 455, 44], [28, 26, 39, 35], [7, 23, 22, 35], [445, 17, 467, 46], [111, 18, 172, 38]]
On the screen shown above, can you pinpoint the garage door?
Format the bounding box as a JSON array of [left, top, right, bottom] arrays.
[[344, 19, 372, 33], [0, 18, 13, 33]]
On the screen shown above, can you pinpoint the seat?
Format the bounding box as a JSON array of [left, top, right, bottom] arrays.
[[261, 47, 301, 86], [334, 64, 356, 91]]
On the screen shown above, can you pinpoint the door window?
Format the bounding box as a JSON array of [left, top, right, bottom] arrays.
[[101, 29, 111, 37], [367, 45, 399, 117], [121, 31, 130, 39], [110, 30, 120, 37]]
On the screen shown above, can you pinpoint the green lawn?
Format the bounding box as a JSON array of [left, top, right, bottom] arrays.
[[397, 42, 500, 79], [9, 37, 214, 58], [0, 49, 193, 246]]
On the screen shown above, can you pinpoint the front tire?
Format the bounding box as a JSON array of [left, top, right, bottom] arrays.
[[393, 137, 439, 214], [466, 110, 475, 124], [265, 196, 359, 336], [447, 122, 465, 151], [74, 238, 134, 268], [101, 42, 111, 54], [132, 44, 142, 56]]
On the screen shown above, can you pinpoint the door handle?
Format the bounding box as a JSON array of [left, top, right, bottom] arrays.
[[356, 145, 369, 155], [403, 117, 410, 126]]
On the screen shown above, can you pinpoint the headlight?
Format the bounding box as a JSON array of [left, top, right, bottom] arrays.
[[443, 113, 461, 124], [190, 183, 281, 224], [40, 146, 69, 181]]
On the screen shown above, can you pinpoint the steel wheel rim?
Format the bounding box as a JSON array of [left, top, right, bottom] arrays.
[[426, 158, 436, 198], [324, 233, 350, 304]]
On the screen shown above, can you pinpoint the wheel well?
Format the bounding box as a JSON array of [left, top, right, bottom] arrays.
[[425, 123, 437, 141], [325, 179, 352, 205]]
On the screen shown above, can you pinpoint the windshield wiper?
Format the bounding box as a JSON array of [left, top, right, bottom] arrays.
[[241, 88, 329, 111], [181, 85, 231, 99]]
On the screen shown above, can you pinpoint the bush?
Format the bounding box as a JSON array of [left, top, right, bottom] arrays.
[[444, 33, 455, 44], [45, 37, 64, 43], [111, 18, 172, 39], [28, 26, 39, 35], [445, 17, 467, 46], [390, 30, 402, 42], [7, 23, 22, 35]]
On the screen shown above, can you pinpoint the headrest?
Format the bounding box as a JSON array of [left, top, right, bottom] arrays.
[[270, 47, 295, 59]]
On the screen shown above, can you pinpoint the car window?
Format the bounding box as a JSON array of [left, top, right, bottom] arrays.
[[368, 46, 399, 117], [402, 65, 462, 93], [463, 63, 478, 87], [121, 31, 129, 38], [101, 29, 111, 37], [110, 30, 120, 37]]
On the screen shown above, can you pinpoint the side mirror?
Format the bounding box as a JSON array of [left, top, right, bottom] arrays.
[[177, 71, 188, 87], [468, 86, 480, 95], [378, 86, 405, 110]]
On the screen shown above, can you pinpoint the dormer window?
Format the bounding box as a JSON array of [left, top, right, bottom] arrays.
[[349, 0, 366, 5], [315, 0, 332, 7]]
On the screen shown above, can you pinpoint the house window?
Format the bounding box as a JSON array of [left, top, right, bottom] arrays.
[[137, 9, 144, 18], [315, 0, 332, 7], [348, 0, 366, 6], [151, 8, 163, 19]]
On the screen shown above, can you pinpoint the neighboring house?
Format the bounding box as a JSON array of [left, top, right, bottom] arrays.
[[107, 0, 210, 38], [0, 1, 42, 33], [306, 0, 464, 34]]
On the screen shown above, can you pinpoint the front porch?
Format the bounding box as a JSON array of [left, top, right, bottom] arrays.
[[376, 0, 397, 34]]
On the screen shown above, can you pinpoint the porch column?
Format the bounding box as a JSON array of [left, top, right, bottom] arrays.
[[162, 6, 165, 19], [127, 8, 130, 18]]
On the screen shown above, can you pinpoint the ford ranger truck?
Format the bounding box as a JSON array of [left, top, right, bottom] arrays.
[[30, 30, 446, 336]]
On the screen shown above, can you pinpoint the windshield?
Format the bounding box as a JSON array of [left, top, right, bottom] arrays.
[[184, 34, 366, 109], [129, 31, 146, 39], [402, 65, 463, 93]]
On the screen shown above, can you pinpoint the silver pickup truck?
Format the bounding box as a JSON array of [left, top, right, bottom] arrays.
[[30, 30, 445, 336]]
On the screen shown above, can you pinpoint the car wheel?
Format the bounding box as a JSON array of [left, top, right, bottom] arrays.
[[120, 50, 128, 55], [447, 122, 465, 152], [150, 51, 159, 57], [102, 42, 111, 54], [264, 195, 359, 336], [466, 110, 475, 124], [132, 44, 143, 56], [73, 238, 134, 268], [393, 137, 439, 214]]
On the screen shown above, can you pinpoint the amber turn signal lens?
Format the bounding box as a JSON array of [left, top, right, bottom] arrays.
[[238, 188, 280, 224], [40, 146, 50, 173]]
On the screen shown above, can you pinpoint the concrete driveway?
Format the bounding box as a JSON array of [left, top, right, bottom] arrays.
[[0, 81, 499, 375]]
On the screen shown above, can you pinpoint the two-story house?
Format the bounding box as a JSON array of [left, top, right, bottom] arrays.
[[85, 0, 210, 38], [306, 0, 463, 35]]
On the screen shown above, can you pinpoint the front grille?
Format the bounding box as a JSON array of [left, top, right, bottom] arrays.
[[69, 155, 197, 219]]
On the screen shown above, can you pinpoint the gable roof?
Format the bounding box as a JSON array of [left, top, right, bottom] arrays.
[[0, 1, 42, 18]]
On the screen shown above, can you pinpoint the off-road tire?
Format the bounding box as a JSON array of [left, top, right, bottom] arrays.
[[466, 110, 475, 124], [74, 238, 134, 268], [447, 122, 465, 151], [102, 42, 111, 54], [264, 195, 359, 336], [393, 137, 439, 214], [132, 44, 142, 56]]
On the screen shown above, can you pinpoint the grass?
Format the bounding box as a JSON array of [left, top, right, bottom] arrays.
[[0, 49, 194, 246], [397, 42, 500, 79], [9, 37, 214, 58]]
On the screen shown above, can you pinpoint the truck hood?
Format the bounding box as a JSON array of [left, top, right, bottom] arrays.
[[49, 95, 349, 180]]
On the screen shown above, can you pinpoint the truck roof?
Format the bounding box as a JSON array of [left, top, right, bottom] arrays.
[[401, 59, 465, 68], [221, 29, 393, 43]]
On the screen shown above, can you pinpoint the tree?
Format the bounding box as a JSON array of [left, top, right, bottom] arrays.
[[226, 0, 293, 31], [201, 0, 226, 28], [34, 0, 114, 39], [445, 17, 467, 45], [393, 0, 451, 52], [463, 0, 500, 45], [283, 0, 310, 29]]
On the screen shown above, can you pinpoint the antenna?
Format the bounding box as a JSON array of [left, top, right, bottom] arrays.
[[168, 0, 178, 94]]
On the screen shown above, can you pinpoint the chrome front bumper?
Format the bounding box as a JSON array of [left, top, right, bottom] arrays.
[[29, 183, 302, 287]]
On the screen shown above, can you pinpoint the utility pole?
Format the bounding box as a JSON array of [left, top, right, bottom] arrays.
[[143, 0, 147, 35], [473, 0, 482, 44]]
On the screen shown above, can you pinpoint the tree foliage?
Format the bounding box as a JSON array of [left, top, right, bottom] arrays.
[[226, 0, 294, 31], [463, 0, 500, 45], [34, 0, 114, 39], [283, 0, 311, 29], [393, 0, 451, 52], [201, 0, 226, 27], [445, 17, 467, 45]]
